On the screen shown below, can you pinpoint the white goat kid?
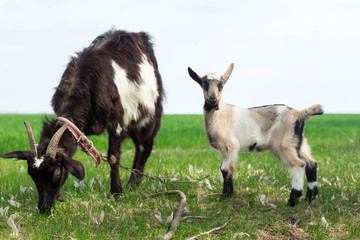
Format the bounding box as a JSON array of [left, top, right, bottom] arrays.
[[188, 63, 323, 206]]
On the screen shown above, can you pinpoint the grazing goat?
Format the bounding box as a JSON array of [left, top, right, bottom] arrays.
[[0, 29, 164, 213], [188, 63, 323, 206]]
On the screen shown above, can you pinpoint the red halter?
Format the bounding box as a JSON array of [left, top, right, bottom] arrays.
[[56, 117, 102, 167]]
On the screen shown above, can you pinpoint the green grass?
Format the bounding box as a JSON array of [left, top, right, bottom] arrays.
[[0, 114, 359, 239]]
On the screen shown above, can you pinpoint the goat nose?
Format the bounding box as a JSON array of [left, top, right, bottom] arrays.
[[209, 96, 217, 105]]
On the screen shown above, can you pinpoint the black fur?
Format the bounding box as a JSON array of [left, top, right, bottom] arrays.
[[202, 80, 209, 91], [188, 67, 202, 85], [294, 120, 305, 139], [287, 189, 303, 207], [249, 142, 257, 151], [221, 169, 234, 197], [305, 164, 318, 203], [305, 186, 318, 203], [204, 103, 219, 111], [305, 164, 317, 182], [294, 120, 305, 153]]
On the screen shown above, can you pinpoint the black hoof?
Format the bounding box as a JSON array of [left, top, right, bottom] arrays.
[[111, 192, 122, 200], [287, 189, 302, 207], [287, 199, 296, 207], [56, 193, 65, 202], [222, 189, 234, 198], [305, 186, 318, 203], [128, 173, 143, 188], [110, 184, 123, 199], [221, 169, 234, 197]]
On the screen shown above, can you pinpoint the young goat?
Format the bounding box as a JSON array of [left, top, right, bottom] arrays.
[[0, 29, 164, 213], [188, 63, 323, 206]]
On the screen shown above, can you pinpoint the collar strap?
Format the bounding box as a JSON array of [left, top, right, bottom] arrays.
[[56, 117, 102, 167], [204, 103, 219, 112]]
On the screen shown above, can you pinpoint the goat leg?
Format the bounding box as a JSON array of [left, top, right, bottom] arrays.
[[108, 155, 123, 198], [108, 133, 124, 198], [305, 164, 318, 203], [221, 169, 234, 197], [305, 185, 318, 203], [287, 189, 302, 207], [128, 139, 154, 188]]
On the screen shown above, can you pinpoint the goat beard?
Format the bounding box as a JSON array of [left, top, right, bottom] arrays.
[[204, 102, 219, 111]]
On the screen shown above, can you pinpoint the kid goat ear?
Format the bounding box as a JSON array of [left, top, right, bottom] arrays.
[[188, 67, 202, 85], [221, 63, 234, 83]]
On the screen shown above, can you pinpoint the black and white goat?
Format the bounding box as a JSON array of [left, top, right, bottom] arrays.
[[0, 29, 164, 213], [188, 63, 323, 206]]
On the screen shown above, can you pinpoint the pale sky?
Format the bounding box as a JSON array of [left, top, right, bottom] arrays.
[[0, 0, 359, 114]]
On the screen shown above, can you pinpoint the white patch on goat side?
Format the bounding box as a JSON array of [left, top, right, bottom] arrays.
[[111, 56, 159, 127], [139, 144, 144, 152], [288, 166, 305, 191], [116, 124, 122, 136], [307, 181, 317, 190], [138, 57, 159, 114], [232, 108, 263, 152], [33, 156, 44, 168]]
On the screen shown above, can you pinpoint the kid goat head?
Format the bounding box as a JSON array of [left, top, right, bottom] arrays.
[[188, 63, 323, 207], [188, 63, 234, 111]]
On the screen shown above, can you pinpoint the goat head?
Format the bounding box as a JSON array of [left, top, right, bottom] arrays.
[[0, 121, 85, 214]]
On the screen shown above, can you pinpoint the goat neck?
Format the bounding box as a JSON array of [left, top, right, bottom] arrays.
[[203, 100, 228, 125]]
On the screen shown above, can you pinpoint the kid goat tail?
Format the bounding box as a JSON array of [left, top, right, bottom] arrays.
[[299, 104, 324, 121]]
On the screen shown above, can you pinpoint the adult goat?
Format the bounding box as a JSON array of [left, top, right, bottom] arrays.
[[0, 29, 164, 213]]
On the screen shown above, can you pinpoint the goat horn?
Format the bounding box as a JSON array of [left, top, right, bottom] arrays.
[[24, 121, 38, 158], [45, 124, 68, 159], [222, 63, 234, 83]]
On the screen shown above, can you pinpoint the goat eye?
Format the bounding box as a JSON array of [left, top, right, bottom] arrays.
[[202, 81, 209, 90], [52, 168, 61, 182]]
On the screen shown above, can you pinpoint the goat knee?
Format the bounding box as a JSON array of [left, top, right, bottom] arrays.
[[108, 155, 119, 167]]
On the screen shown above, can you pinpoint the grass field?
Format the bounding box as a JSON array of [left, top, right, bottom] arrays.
[[0, 114, 359, 239]]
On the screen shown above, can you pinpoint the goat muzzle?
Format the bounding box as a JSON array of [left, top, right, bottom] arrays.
[[209, 96, 217, 105]]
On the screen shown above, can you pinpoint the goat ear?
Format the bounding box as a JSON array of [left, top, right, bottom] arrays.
[[62, 155, 85, 180], [188, 67, 202, 85], [0, 151, 31, 160], [222, 63, 234, 83]]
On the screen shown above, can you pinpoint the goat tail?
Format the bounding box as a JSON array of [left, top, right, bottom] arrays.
[[299, 104, 324, 121]]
